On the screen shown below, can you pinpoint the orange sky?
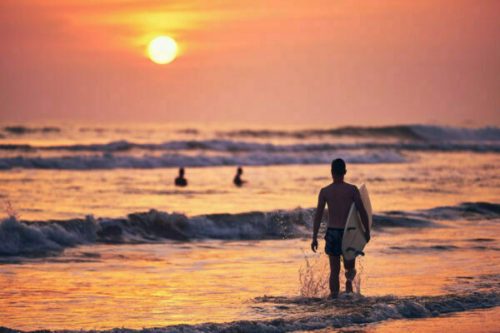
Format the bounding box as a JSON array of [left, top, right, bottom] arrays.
[[1, 0, 499, 126]]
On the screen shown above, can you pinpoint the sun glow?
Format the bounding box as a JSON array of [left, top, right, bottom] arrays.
[[147, 36, 178, 64]]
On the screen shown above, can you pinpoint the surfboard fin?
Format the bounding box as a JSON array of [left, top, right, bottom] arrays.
[[345, 247, 365, 257]]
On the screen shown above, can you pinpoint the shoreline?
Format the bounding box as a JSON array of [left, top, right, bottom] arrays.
[[1, 292, 498, 333]]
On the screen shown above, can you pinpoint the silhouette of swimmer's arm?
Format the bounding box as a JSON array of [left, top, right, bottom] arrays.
[[353, 188, 370, 242], [311, 189, 326, 252]]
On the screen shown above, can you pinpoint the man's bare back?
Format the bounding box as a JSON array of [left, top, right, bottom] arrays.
[[319, 182, 367, 229], [311, 180, 370, 250]]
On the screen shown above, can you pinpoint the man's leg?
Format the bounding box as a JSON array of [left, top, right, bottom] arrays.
[[328, 255, 341, 298], [344, 258, 356, 293]]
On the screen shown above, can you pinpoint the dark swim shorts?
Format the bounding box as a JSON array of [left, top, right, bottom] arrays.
[[325, 228, 344, 256]]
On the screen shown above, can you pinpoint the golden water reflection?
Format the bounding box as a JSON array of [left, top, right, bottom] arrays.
[[1, 216, 498, 330]]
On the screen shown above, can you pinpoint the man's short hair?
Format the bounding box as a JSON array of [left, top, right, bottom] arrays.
[[331, 158, 346, 176]]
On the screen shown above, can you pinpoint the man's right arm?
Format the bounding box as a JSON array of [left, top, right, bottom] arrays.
[[311, 189, 326, 252]]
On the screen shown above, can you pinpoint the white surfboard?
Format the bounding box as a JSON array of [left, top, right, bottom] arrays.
[[342, 184, 373, 261]]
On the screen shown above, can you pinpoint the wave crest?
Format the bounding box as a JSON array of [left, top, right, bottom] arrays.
[[0, 202, 498, 258], [0, 208, 314, 257], [3, 126, 60, 135], [2, 138, 499, 154], [219, 125, 500, 142], [0, 217, 97, 256], [0, 150, 406, 170]]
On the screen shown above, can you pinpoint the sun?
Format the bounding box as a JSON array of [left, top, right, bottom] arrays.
[[147, 36, 178, 64]]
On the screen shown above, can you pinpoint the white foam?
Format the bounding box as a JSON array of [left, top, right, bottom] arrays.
[[11, 291, 495, 332], [0, 150, 407, 170]]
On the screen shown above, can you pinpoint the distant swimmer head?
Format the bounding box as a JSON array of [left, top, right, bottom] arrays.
[[234, 166, 245, 187], [331, 158, 346, 177], [175, 167, 188, 187]]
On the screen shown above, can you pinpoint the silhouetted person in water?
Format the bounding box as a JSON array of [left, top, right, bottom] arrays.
[[233, 166, 246, 187], [311, 158, 370, 298], [175, 167, 188, 187]]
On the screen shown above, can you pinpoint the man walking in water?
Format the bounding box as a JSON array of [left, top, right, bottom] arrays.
[[311, 158, 370, 298]]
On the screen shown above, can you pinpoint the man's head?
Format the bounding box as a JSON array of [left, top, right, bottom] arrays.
[[237, 166, 243, 175], [331, 158, 346, 177], [179, 167, 185, 176]]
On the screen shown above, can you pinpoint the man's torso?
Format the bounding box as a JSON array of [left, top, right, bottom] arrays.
[[322, 182, 357, 229]]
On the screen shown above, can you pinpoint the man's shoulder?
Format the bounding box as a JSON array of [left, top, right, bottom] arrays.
[[342, 182, 358, 192], [321, 183, 335, 191], [343, 182, 359, 192], [317, 184, 329, 198], [321, 182, 357, 190]]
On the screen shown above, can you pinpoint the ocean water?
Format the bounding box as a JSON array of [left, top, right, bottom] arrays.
[[0, 123, 499, 332]]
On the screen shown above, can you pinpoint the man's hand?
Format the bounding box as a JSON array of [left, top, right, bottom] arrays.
[[364, 231, 371, 243], [311, 238, 318, 253]]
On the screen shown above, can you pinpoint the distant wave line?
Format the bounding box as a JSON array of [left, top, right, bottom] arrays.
[[2, 124, 499, 142], [0, 150, 406, 170], [0, 139, 499, 154]]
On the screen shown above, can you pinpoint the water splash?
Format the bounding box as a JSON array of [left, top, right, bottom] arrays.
[[298, 250, 367, 297], [353, 256, 365, 294], [298, 251, 329, 298], [3, 199, 18, 220]]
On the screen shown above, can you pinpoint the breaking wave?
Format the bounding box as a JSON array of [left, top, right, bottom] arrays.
[[0, 209, 314, 257], [0, 202, 497, 258], [0, 150, 406, 170]]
